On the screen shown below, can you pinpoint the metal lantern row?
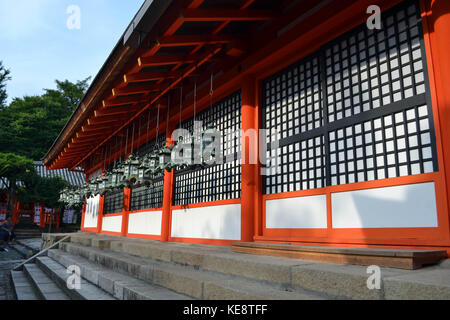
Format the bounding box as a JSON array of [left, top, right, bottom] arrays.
[[59, 187, 84, 208], [60, 126, 218, 207]]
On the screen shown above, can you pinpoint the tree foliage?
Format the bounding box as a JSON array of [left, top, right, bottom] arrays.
[[0, 153, 68, 209], [0, 64, 90, 210], [0, 153, 34, 184], [19, 172, 68, 208], [0, 77, 90, 160], [0, 61, 11, 108], [0, 153, 34, 215]]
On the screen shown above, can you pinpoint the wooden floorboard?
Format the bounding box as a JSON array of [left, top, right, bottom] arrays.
[[232, 243, 448, 270]]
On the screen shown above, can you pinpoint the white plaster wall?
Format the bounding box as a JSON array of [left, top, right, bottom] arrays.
[[101, 215, 123, 233], [171, 204, 241, 240], [127, 211, 162, 236], [83, 195, 100, 229], [265, 194, 328, 229], [332, 182, 438, 228]]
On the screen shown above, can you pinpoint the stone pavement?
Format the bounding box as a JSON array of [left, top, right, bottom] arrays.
[[0, 241, 39, 300], [0, 260, 23, 300]]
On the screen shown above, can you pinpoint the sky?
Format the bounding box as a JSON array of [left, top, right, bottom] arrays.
[[0, 0, 145, 104]]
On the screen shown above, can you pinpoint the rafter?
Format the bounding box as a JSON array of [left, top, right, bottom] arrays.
[[94, 105, 140, 117], [181, 9, 275, 22], [123, 71, 178, 84], [112, 84, 166, 97], [102, 94, 148, 108], [157, 34, 234, 48], [87, 117, 122, 126], [82, 123, 117, 132], [70, 45, 222, 171], [76, 129, 107, 138]]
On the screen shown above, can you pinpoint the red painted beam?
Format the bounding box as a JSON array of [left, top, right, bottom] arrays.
[[76, 130, 106, 138], [82, 123, 118, 132], [123, 71, 178, 84], [94, 105, 140, 117], [102, 93, 150, 107], [112, 85, 163, 97], [157, 34, 234, 47], [181, 9, 275, 22], [137, 54, 203, 68], [70, 45, 222, 171]]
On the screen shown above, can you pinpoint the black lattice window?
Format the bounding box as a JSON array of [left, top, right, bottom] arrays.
[[103, 190, 124, 214], [174, 160, 241, 206], [263, 0, 438, 195], [130, 179, 164, 211], [264, 56, 322, 143], [136, 133, 167, 157], [265, 136, 326, 194], [173, 91, 242, 205], [329, 104, 435, 185], [325, 2, 426, 122], [179, 91, 241, 157]]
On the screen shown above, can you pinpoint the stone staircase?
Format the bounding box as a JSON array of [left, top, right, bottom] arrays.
[[9, 232, 450, 300], [14, 217, 43, 240]]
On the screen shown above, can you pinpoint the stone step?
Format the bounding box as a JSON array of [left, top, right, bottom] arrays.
[[71, 234, 320, 286], [59, 242, 329, 300], [35, 256, 116, 300], [23, 264, 71, 300], [9, 243, 33, 259], [10, 270, 40, 300], [15, 232, 42, 236], [48, 249, 194, 300], [63, 234, 450, 300], [16, 239, 41, 255]]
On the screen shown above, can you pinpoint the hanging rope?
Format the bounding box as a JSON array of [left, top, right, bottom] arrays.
[[210, 72, 214, 109], [154, 100, 161, 151], [114, 135, 118, 167], [194, 82, 197, 122], [125, 127, 129, 160], [109, 141, 113, 170], [166, 93, 170, 139], [137, 114, 142, 156], [131, 121, 136, 155], [146, 108, 151, 150], [179, 80, 183, 129], [119, 130, 123, 163]]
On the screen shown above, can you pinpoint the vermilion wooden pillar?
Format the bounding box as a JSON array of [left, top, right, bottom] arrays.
[[241, 75, 260, 242], [423, 0, 450, 229], [40, 204, 45, 228], [161, 170, 174, 242], [161, 125, 176, 242], [12, 200, 19, 225], [80, 203, 86, 231], [96, 196, 104, 234], [121, 188, 131, 236]]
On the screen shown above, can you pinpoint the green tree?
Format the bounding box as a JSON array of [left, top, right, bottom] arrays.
[[44, 78, 91, 113], [19, 172, 68, 209], [0, 77, 90, 160], [0, 61, 11, 108], [0, 153, 34, 217]]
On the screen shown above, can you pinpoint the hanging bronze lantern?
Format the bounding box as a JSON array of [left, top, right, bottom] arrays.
[[88, 179, 98, 195], [145, 151, 160, 174], [126, 154, 141, 186], [158, 145, 176, 171], [111, 163, 124, 189]]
